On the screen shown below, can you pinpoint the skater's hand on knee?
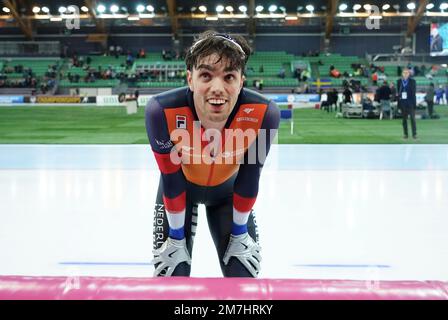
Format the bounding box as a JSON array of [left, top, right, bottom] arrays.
[[151, 237, 191, 277], [223, 233, 261, 277]]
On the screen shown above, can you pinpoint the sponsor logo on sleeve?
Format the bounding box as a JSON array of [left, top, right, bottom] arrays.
[[236, 117, 259, 123], [155, 139, 174, 150]]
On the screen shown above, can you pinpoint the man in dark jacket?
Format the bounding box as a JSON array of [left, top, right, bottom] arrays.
[[328, 88, 338, 112], [425, 83, 435, 118], [343, 86, 353, 104], [341, 86, 353, 113], [397, 69, 417, 139], [378, 81, 392, 120]]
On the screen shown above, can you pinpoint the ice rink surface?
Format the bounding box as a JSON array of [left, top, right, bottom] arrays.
[[1, 144, 447, 281]]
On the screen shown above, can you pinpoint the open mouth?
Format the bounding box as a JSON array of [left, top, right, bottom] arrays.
[[207, 98, 227, 110]]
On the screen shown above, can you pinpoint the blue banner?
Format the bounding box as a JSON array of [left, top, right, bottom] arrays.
[[0, 96, 24, 104], [265, 94, 320, 104]]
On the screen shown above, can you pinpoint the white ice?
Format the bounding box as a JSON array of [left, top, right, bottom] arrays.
[[0, 144, 447, 281]]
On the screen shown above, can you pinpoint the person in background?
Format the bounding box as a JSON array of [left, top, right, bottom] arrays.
[[126, 52, 134, 68], [445, 85, 448, 105], [139, 48, 146, 59], [328, 88, 338, 112], [435, 85, 445, 105], [329, 65, 341, 78], [378, 81, 392, 120], [361, 92, 374, 115], [425, 83, 435, 118], [372, 72, 378, 86], [397, 69, 417, 140], [343, 85, 353, 104]]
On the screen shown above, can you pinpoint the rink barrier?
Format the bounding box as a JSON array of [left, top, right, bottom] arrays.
[[0, 276, 447, 300]]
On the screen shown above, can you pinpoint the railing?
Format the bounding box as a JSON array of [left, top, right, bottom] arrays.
[[0, 276, 447, 300], [0, 41, 60, 57]]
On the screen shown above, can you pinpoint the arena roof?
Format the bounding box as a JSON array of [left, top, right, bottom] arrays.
[[2, 1, 448, 15], [1, 0, 447, 40]]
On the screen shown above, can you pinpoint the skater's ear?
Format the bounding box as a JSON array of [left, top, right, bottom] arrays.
[[187, 70, 194, 92]]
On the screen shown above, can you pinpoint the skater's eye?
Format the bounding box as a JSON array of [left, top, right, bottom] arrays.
[[199, 73, 211, 80]]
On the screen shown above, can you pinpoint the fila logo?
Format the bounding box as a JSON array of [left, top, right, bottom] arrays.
[[243, 108, 254, 114], [176, 115, 187, 129]]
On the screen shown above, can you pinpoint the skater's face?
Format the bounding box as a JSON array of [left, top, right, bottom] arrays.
[[187, 53, 244, 124]]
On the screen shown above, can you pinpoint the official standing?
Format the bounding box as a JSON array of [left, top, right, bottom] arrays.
[[397, 69, 417, 139]]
